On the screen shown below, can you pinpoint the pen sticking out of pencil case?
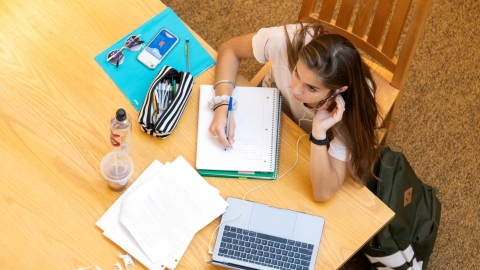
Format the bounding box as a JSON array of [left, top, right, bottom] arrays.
[[138, 66, 194, 139]]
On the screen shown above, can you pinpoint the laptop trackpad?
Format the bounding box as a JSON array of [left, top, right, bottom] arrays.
[[248, 204, 297, 238]]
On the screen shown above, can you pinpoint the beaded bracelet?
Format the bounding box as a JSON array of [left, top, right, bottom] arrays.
[[213, 80, 236, 90]]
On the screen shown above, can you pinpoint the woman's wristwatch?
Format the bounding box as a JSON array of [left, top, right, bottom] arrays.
[[309, 133, 329, 146]]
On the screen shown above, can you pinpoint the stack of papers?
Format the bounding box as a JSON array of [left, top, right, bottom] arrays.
[[96, 156, 228, 269]]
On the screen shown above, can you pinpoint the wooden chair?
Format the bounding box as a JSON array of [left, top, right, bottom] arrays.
[[250, 0, 433, 144]]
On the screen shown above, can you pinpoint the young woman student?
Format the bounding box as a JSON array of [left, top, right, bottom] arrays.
[[208, 21, 380, 201]]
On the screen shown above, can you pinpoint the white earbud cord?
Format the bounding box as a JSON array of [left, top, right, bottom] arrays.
[[207, 133, 309, 254]]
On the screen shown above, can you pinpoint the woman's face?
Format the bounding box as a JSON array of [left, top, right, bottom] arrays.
[[290, 60, 333, 108]]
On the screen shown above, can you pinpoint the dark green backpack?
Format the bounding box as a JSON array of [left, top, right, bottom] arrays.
[[362, 147, 441, 270]]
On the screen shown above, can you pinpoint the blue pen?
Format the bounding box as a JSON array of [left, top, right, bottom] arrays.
[[225, 97, 233, 151]]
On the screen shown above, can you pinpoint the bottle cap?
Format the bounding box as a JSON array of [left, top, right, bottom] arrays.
[[115, 108, 127, 121]]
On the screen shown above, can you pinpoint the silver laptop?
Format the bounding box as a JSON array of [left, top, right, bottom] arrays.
[[208, 197, 325, 270]]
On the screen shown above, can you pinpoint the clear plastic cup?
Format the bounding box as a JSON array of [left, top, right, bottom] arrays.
[[100, 151, 134, 191]]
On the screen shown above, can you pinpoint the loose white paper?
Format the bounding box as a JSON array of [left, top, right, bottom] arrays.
[[97, 157, 228, 269], [97, 160, 171, 269], [119, 156, 227, 263]]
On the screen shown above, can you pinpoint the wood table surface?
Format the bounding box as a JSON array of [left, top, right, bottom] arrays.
[[0, 0, 394, 269]]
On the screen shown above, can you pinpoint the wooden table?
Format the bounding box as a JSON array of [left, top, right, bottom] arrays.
[[0, 0, 394, 269]]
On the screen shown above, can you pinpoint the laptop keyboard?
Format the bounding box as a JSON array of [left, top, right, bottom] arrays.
[[217, 225, 314, 270]]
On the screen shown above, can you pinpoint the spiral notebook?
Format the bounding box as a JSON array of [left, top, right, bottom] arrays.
[[196, 85, 282, 180]]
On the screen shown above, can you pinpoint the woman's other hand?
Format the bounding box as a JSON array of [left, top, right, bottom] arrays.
[[312, 95, 346, 138]]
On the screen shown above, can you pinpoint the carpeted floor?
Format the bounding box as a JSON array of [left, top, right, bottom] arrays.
[[162, 0, 480, 269]]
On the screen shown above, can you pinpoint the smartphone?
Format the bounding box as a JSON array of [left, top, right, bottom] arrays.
[[137, 28, 179, 69], [315, 89, 341, 111]]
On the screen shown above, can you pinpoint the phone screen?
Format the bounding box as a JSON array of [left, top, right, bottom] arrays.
[[145, 29, 178, 60]]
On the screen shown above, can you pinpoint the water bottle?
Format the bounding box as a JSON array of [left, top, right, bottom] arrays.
[[110, 108, 132, 154]]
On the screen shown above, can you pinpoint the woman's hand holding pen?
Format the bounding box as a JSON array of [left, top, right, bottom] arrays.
[[312, 95, 346, 139], [209, 105, 236, 149]]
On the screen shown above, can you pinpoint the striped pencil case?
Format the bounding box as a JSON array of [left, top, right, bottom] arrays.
[[138, 66, 194, 139]]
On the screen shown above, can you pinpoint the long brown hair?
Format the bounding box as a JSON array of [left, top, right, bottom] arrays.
[[285, 21, 381, 183]]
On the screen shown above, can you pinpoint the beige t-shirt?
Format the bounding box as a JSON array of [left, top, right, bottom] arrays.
[[252, 24, 347, 162]]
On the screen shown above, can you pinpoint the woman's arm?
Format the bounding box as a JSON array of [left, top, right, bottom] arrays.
[[309, 145, 347, 201], [209, 33, 256, 148], [309, 95, 348, 201]]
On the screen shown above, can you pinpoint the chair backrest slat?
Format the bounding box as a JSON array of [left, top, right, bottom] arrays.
[[382, 0, 414, 58], [367, 0, 395, 48], [391, 0, 433, 88], [352, 0, 376, 37], [318, 0, 337, 22], [298, 0, 318, 21], [336, 0, 356, 29]]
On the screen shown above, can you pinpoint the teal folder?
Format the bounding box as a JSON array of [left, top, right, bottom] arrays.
[[94, 8, 215, 111]]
